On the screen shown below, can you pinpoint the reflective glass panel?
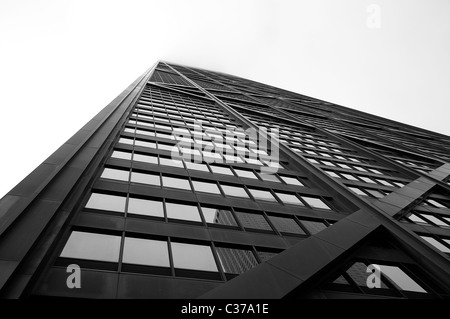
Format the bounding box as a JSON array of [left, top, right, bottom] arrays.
[[201, 206, 237, 226], [258, 173, 280, 183], [162, 176, 191, 190], [302, 197, 330, 209], [85, 193, 126, 212], [100, 168, 129, 181], [210, 165, 233, 175], [248, 189, 277, 202], [421, 236, 450, 253], [112, 150, 132, 160], [60, 231, 121, 262], [130, 172, 160, 186], [159, 157, 183, 168], [128, 197, 164, 218], [123, 237, 170, 267], [166, 202, 202, 222], [134, 140, 156, 149], [300, 220, 327, 234], [235, 211, 272, 231], [192, 181, 221, 194], [269, 215, 306, 234], [279, 176, 304, 186], [221, 185, 249, 198], [184, 162, 209, 172], [234, 169, 257, 179], [171, 242, 218, 272], [375, 264, 427, 293], [133, 153, 158, 164], [276, 193, 304, 206], [216, 247, 258, 274]]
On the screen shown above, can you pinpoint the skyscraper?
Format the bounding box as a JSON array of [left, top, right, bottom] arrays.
[[0, 61, 449, 299]]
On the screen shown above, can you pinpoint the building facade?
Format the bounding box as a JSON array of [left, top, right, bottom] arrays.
[[0, 62, 449, 299]]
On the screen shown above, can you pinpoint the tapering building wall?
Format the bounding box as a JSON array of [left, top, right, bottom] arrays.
[[0, 61, 449, 299]]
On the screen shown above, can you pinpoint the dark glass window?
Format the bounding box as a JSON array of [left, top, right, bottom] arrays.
[[235, 211, 272, 231], [216, 247, 258, 274], [300, 219, 327, 234], [269, 215, 306, 234], [256, 250, 279, 262]]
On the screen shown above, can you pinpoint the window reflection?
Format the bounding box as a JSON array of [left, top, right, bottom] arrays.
[[133, 153, 158, 164], [60, 231, 121, 262], [123, 237, 170, 267], [216, 247, 258, 274], [302, 197, 330, 209], [300, 219, 327, 234], [235, 211, 272, 231], [375, 264, 427, 293], [210, 165, 233, 175], [134, 140, 156, 149], [279, 175, 304, 186], [184, 162, 209, 172], [85, 193, 126, 212], [100, 168, 130, 182], [256, 250, 279, 262], [171, 242, 218, 272], [276, 193, 304, 206], [159, 157, 183, 168], [112, 150, 132, 160], [162, 176, 191, 190], [269, 215, 306, 234], [130, 171, 160, 186], [166, 202, 202, 222], [248, 189, 277, 202], [234, 169, 257, 179], [201, 206, 237, 226], [221, 185, 249, 198], [127, 197, 164, 218], [192, 181, 221, 195], [420, 235, 450, 253]]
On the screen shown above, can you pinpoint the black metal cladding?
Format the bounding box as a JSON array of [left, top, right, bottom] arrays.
[[0, 61, 449, 299]]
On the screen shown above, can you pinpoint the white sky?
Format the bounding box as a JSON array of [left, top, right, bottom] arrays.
[[1, 0, 449, 199]]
